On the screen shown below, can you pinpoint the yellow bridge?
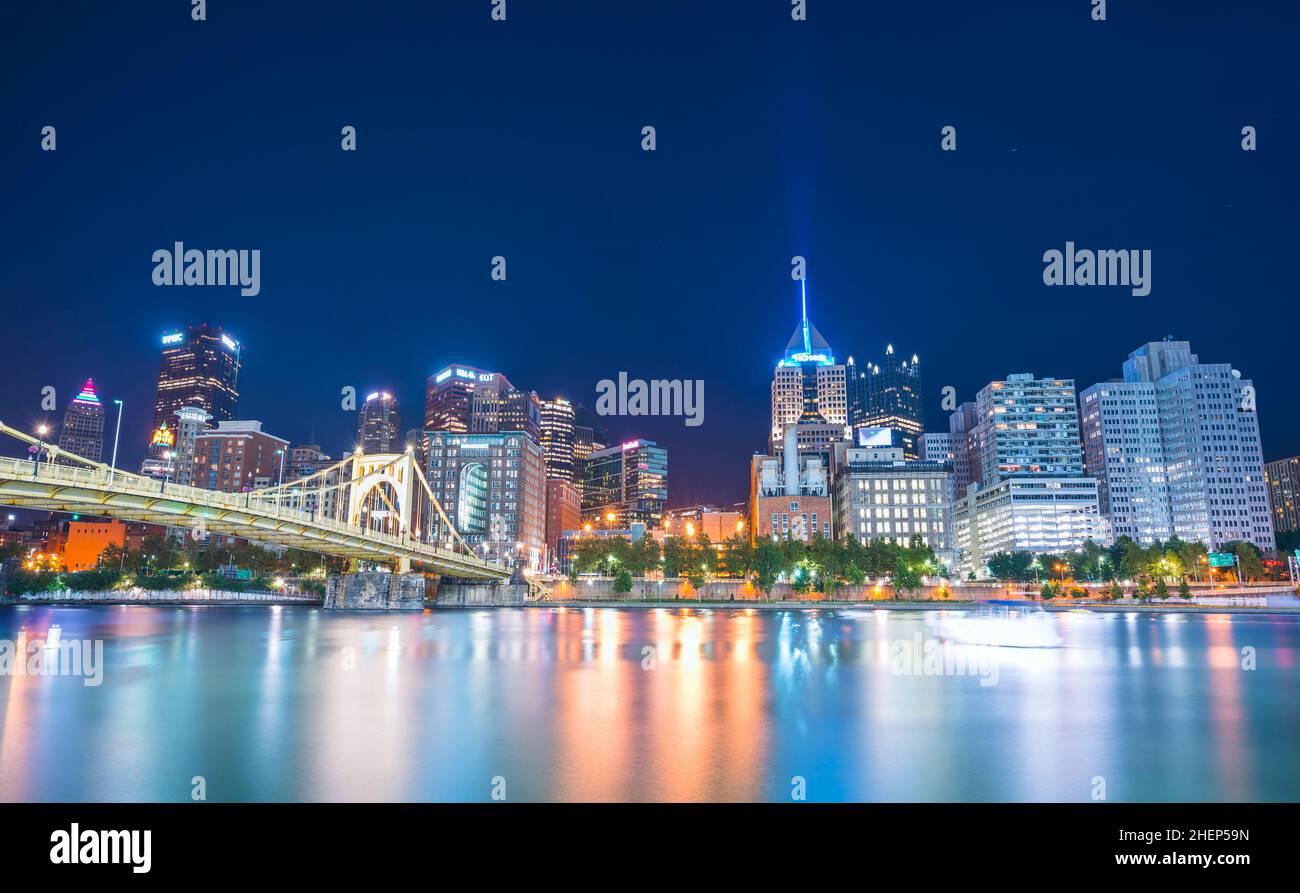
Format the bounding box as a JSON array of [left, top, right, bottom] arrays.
[[0, 422, 508, 581]]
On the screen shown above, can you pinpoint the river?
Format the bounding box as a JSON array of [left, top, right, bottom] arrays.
[[1, 604, 1297, 801]]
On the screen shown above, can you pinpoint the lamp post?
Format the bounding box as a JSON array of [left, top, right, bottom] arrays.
[[108, 398, 123, 485], [33, 424, 49, 478]]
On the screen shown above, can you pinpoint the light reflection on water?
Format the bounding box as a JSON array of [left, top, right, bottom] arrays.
[[0, 605, 1297, 802]]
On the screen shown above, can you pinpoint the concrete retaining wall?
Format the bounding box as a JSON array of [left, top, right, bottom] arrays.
[[13, 588, 321, 604], [546, 578, 967, 603]]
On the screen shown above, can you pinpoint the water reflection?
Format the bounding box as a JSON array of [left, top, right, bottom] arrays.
[[1, 605, 1297, 802]]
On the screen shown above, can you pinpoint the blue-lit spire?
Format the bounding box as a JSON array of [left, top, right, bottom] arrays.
[[780, 279, 834, 367]]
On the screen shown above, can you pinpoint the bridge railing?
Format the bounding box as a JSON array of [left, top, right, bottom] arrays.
[[0, 455, 502, 572]]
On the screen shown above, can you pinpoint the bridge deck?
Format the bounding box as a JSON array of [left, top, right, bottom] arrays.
[[0, 456, 507, 580]]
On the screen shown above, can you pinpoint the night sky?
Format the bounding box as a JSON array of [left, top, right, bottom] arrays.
[[2, 1, 1297, 509]]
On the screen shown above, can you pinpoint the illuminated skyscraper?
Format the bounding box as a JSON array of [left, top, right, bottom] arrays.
[[56, 378, 105, 465], [580, 439, 668, 528], [539, 398, 577, 482], [858, 345, 924, 460], [358, 391, 402, 453], [152, 325, 241, 431], [770, 280, 848, 452]]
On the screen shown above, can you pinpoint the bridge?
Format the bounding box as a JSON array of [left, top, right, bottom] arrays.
[[0, 422, 508, 582]]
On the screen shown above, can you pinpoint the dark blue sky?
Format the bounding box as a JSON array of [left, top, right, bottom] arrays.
[[2, 1, 1297, 507]]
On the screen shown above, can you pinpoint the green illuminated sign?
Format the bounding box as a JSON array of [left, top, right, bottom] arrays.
[[1207, 552, 1236, 568]]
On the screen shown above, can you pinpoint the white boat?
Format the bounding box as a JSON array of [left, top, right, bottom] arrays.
[[934, 601, 1063, 648]]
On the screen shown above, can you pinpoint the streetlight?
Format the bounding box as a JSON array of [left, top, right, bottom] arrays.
[[32, 424, 49, 478], [108, 398, 123, 485], [162, 450, 175, 486], [604, 511, 616, 531]]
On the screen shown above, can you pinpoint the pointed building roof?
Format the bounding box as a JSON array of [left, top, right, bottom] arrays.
[[780, 279, 835, 366], [71, 378, 101, 406]]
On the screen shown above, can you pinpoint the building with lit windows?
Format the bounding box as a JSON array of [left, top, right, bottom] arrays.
[[1266, 456, 1300, 536], [56, 378, 105, 465], [539, 398, 577, 482], [580, 439, 668, 528], [951, 373, 1103, 576], [152, 325, 241, 430], [424, 365, 512, 433], [545, 478, 581, 563], [358, 391, 402, 453], [424, 430, 546, 567], [145, 326, 240, 478], [832, 444, 951, 554], [750, 424, 833, 542], [857, 345, 924, 459], [1081, 340, 1274, 551], [770, 280, 849, 453], [193, 420, 289, 493], [171, 406, 212, 487]]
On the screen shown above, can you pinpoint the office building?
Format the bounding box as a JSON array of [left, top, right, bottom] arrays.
[[953, 477, 1105, 575], [831, 443, 951, 554], [193, 420, 290, 493], [56, 378, 105, 465], [580, 439, 668, 528], [953, 373, 1103, 576], [1266, 456, 1300, 535], [857, 345, 924, 459], [425, 430, 546, 567], [973, 374, 1085, 482], [171, 406, 212, 487], [358, 391, 402, 453], [770, 281, 849, 452], [424, 364, 512, 433], [1081, 339, 1274, 551], [152, 325, 241, 431], [545, 478, 582, 564], [539, 398, 577, 482], [499, 388, 542, 441]]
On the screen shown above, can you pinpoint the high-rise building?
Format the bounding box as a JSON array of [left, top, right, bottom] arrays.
[[424, 364, 543, 441], [580, 439, 668, 528], [770, 281, 848, 452], [358, 391, 402, 453], [56, 378, 105, 465], [545, 478, 582, 564], [1080, 339, 1274, 551], [193, 421, 289, 493], [539, 398, 577, 482], [152, 326, 241, 430], [973, 374, 1084, 482], [171, 406, 212, 487], [499, 388, 541, 441], [952, 373, 1103, 576], [1266, 456, 1300, 536], [424, 365, 512, 433], [424, 430, 546, 568], [858, 345, 924, 460], [831, 443, 951, 554], [918, 431, 960, 504], [572, 402, 609, 485]]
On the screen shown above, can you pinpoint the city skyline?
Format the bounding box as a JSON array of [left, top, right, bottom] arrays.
[[3, 2, 1297, 510]]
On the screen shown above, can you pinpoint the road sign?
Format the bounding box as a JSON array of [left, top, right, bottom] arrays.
[[1207, 552, 1236, 568]]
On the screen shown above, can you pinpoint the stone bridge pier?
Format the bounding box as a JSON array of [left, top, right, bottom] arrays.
[[325, 571, 429, 609]]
